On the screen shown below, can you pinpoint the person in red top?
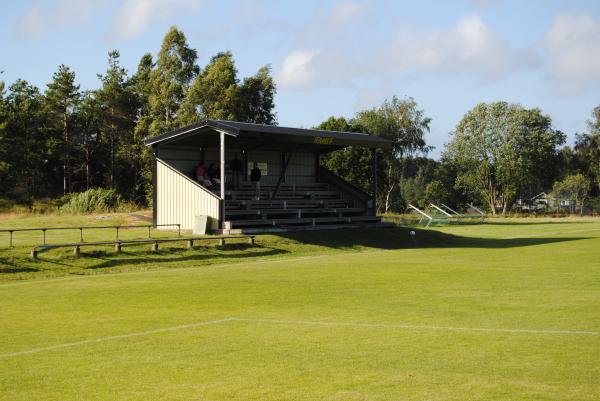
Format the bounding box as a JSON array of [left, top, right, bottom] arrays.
[[195, 162, 206, 184]]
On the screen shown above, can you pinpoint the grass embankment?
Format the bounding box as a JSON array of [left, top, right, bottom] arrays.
[[0, 214, 599, 400]]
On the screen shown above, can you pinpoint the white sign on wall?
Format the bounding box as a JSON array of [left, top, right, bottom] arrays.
[[248, 162, 268, 176]]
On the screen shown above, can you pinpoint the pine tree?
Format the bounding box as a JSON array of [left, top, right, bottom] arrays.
[[74, 91, 102, 190], [131, 53, 155, 203], [0, 80, 9, 192], [96, 50, 137, 193], [45, 65, 80, 194], [3, 80, 48, 206]]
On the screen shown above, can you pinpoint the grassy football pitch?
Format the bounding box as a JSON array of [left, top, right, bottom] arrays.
[[0, 215, 599, 400]]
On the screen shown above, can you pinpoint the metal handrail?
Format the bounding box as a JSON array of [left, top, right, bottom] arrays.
[[0, 224, 181, 247]]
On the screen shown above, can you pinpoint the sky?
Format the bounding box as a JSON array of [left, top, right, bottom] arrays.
[[1, 0, 600, 158]]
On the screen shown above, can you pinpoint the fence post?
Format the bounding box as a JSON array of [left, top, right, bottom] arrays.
[[30, 248, 38, 260], [9, 230, 13, 247], [178, 224, 181, 237], [42, 229, 46, 245], [116, 226, 119, 241], [219, 238, 225, 247], [148, 226, 151, 239], [79, 228, 84, 242], [115, 242, 122, 252], [73, 246, 80, 256], [152, 241, 159, 252], [187, 240, 194, 248]]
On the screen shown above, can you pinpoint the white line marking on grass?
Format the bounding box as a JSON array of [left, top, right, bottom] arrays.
[[3, 316, 598, 358], [502, 227, 600, 239], [229, 317, 600, 336], [0, 318, 234, 358]]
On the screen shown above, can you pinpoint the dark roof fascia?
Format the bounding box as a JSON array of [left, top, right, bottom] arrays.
[[145, 119, 392, 149], [144, 120, 240, 146], [212, 120, 392, 147]]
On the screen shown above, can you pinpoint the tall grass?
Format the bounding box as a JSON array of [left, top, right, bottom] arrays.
[[59, 188, 131, 214]]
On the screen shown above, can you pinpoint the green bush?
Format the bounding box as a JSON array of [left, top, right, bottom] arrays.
[[59, 188, 123, 214]]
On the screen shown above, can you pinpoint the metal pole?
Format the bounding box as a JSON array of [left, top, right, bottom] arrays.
[[220, 130, 225, 201], [178, 224, 181, 237], [371, 148, 378, 215], [42, 229, 46, 245], [441, 203, 460, 216], [429, 203, 453, 218], [408, 204, 433, 220]]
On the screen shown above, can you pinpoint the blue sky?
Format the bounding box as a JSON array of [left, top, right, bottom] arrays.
[[1, 0, 600, 157]]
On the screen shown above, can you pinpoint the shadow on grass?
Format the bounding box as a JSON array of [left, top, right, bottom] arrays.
[[276, 227, 590, 251], [84, 244, 288, 270], [0, 255, 39, 273], [0, 264, 39, 274]]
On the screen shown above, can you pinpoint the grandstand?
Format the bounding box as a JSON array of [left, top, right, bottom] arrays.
[[145, 120, 391, 234]]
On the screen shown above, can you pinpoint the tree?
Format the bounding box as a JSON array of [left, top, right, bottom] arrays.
[[445, 102, 565, 215], [74, 91, 102, 190], [96, 50, 137, 192], [45, 65, 80, 194], [572, 107, 600, 195], [318, 117, 374, 193], [422, 179, 452, 207], [552, 173, 591, 214], [0, 80, 9, 191], [148, 27, 198, 136], [353, 97, 431, 213], [238, 65, 276, 124], [2, 80, 48, 207], [319, 98, 431, 213], [178, 52, 277, 125], [178, 51, 238, 123], [132, 53, 155, 204]]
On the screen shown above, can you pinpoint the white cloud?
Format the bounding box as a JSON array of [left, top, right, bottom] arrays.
[[276, 14, 539, 90], [327, 1, 364, 27], [17, 3, 47, 37], [276, 50, 323, 89], [110, 0, 206, 39], [544, 14, 600, 95], [385, 14, 539, 80], [17, 0, 108, 37], [299, 1, 368, 44]]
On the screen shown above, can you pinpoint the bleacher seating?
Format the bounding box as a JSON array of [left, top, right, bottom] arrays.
[[221, 181, 382, 233]]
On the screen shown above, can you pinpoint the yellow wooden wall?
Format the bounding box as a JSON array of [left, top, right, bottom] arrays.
[[156, 159, 221, 231]]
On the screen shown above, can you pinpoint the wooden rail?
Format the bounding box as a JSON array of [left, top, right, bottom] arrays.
[[0, 224, 181, 247], [30, 235, 256, 259]]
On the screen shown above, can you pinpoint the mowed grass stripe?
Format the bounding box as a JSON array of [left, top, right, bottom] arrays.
[[0, 318, 234, 358], [2, 316, 598, 359]]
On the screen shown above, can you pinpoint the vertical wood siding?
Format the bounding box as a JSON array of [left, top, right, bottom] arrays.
[[156, 158, 221, 231]]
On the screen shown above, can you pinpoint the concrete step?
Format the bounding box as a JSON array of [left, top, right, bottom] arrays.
[[225, 199, 355, 210], [224, 215, 381, 229], [224, 207, 367, 221]]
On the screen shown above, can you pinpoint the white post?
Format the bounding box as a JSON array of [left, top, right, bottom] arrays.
[[429, 203, 453, 218], [220, 131, 225, 201]]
